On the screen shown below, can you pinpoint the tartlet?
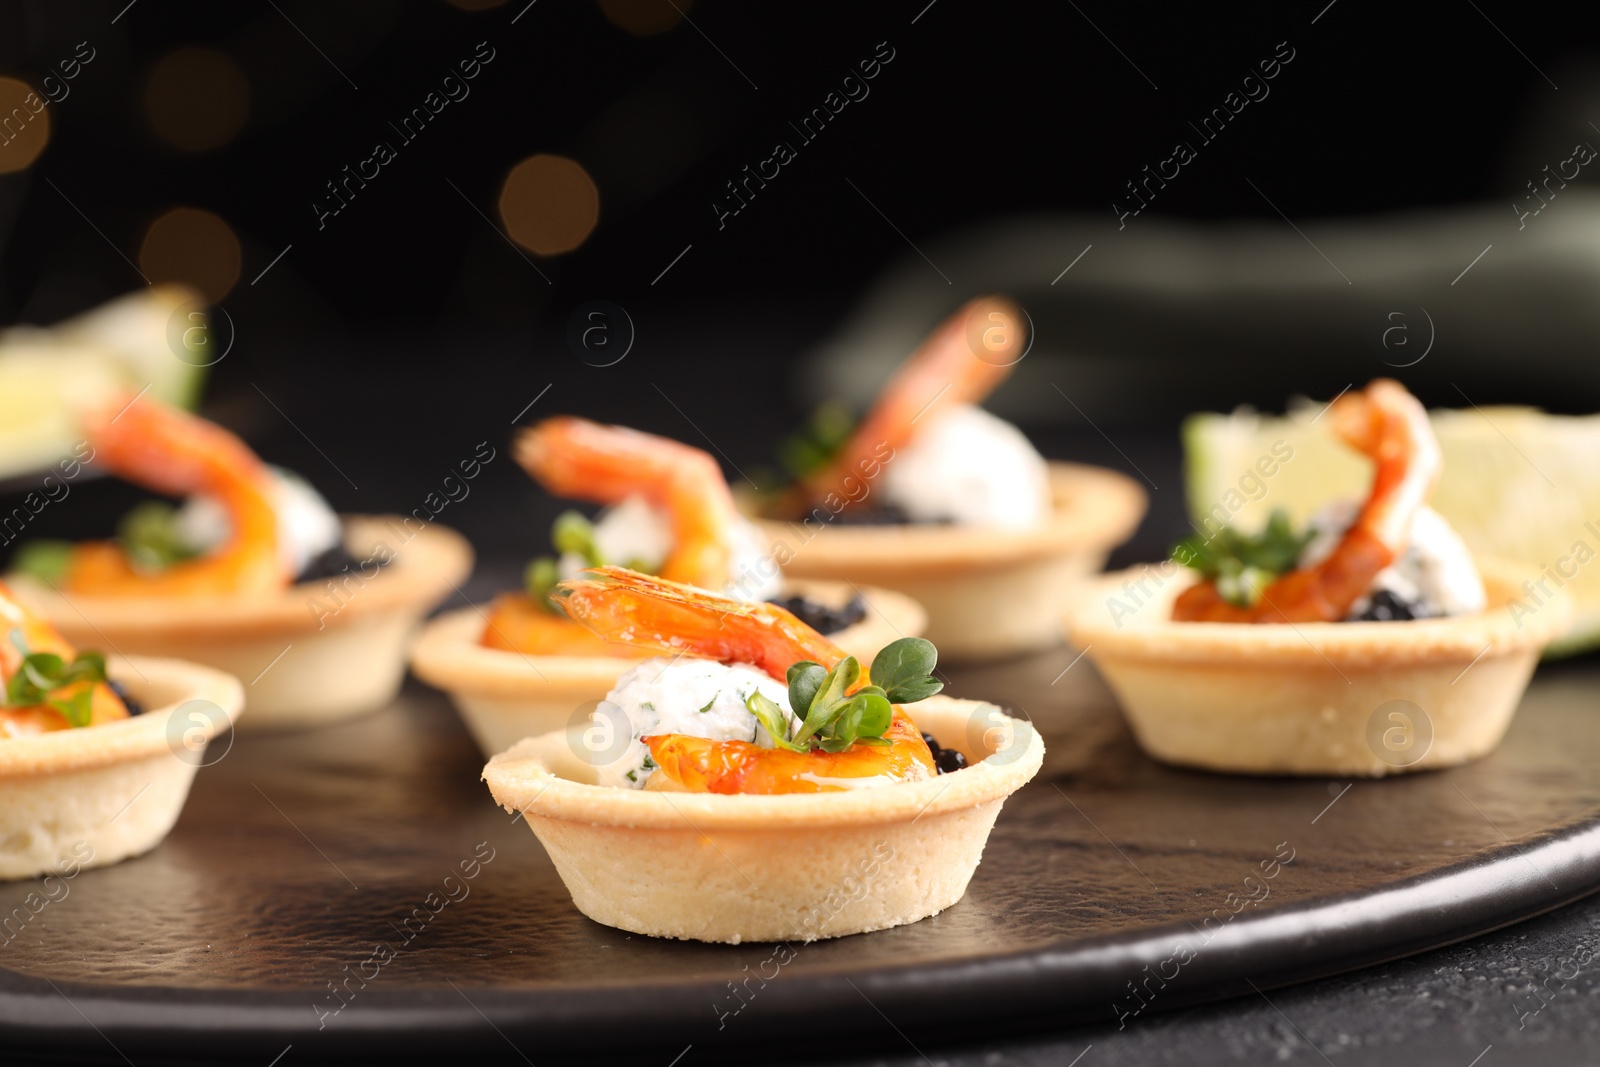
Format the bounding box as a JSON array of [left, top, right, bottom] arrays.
[[17, 515, 471, 731], [483, 694, 1041, 943], [413, 577, 924, 757], [760, 462, 1145, 661], [757, 295, 1145, 661], [1070, 379, 1570, 777], [413, 416, 930, 756], [1068, 558, 1567, 776], [0, 653, 243, 880]]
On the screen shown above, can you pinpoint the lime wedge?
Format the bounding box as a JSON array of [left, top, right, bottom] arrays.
[[1184, 403, 1600, 655], [0, 286, 207, 482]]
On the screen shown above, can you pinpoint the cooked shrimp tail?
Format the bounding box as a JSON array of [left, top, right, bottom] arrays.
[[552, 565, 846, 682], [64, 393, 286, 597], [515, 418, 743, 592], [1173, 378, 1441, 623], [791, 295, 1025, 514]]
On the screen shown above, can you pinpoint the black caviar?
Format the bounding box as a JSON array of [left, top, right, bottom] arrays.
[[107, 679, 144, 717], [921, 731, 968, 775], [767, 594, 868, 635], [1350, 589, 1431, 622], [295, 542, 390, 585]]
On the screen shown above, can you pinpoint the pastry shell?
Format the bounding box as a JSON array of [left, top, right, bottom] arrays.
[[0, 654, 243, 880], [756, 462, 1146, 662], [410, 579, 926, 758], [481, 695, 1043, 943], [12, 516, 472, 732], [1066, 558, 1570, 777]]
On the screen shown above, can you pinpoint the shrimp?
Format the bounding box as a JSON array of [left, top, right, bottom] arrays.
[[480, 590, 654, 658], [644, 711, 933, 795], [554, 566, 850, 681], [514, 417, 743, 591], [0, 580, 129, 735], [64, 392, 286, 597], [787, 295, 1025, 515], [554, 567, 936, 793], [484, 418, 752, 655], [1172, 378, 1441, 623]]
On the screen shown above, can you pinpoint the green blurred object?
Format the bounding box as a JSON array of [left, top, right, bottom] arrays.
[[1171, 509, 1313, 608], [550, 510, 602, 566], [115, 501, 199, 574], [9, 539, 74, 584], [523, 556, 560, 609], [523, 508, 663, 614], [776, 400, 856, 480]]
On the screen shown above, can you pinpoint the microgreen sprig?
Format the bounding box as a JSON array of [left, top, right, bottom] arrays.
[[1171, 508, 1314, 608], [525, 510, 655, 611], [746, 636, 944, 754], [117, 501, 200, 573], [4, 629, 106, 728], [776, 400, 856, 480]]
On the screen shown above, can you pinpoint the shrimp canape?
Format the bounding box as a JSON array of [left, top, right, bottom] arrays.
[[410, 417, 924, 757], [482, 568, 1042, 943], [0, 579, 241, 879], [6, 392, 471, 730], [753, 296, 1146, 661], [1068, 379, 1569, 776]]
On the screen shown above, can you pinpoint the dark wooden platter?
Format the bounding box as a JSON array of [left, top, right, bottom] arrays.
[[2, 648, 1597, 1065]]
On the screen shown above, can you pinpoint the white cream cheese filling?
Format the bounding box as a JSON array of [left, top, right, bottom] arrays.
[[594, 657, 798, 789], [881, 403, 1051, 528]]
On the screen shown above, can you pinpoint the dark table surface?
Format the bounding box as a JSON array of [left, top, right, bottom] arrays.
[[2, 589, 1597, 1065]]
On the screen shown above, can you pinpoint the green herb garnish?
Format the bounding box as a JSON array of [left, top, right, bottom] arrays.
[[3, 629, 107, 728], [869, 636, 946, 704], [697, 695, 718, 714], [749, 637, 943, 754], [523, 510, 659, 614], [117, 500, 200, 573], [524, 556, 561, 609], [1171, 508, 1314, 608], [552, 510, 603, 566], [9, 540, 74, 584], [776, 400, 855, 480]]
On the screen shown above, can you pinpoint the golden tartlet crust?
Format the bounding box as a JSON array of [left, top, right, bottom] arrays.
[[12, 516, 473, 731], [0, 654, 243, 880], [756, 463, 1147, 661], [408, 579, 926, 757], [482, 696, 1043, 943], [1067, 558, 1570, 776]]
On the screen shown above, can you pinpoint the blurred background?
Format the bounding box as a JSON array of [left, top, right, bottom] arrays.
[[0, 0, 1596, 571]]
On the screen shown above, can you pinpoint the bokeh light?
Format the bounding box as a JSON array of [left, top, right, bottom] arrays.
[[138, 208, 242, 302], [0, 77, 51, 173], [144, 47, 251, 152], [498, 155, 600, 256], [599, 0, 690, 36]]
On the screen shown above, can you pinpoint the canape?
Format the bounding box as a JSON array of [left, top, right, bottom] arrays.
[[483, 568, 1042, 943], [752, 296, 1145, 661], [410, 418, 925, 757], [0, 579, 243, 880], [7, 393, 471, 731], [1069, 378, 1569, 777]]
